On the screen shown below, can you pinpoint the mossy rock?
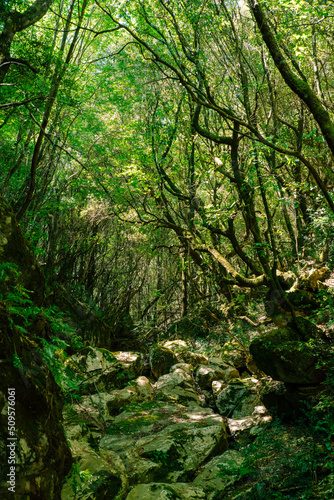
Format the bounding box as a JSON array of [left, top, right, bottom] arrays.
[[250, 328, 326, 384], [221, 340, 247, 371], [287, 316, 323, 340], [149, 345, 178, 379], [126, 483, 180, 500]]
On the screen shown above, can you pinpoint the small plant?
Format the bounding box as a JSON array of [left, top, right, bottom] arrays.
[[0, 262, 19, 281], [67, 463, 93, 499], [12, 351, 23, 371], [144, 449, 171, 466]]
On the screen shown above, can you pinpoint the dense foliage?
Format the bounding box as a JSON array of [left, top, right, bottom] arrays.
[[1, 0, 334, 336]]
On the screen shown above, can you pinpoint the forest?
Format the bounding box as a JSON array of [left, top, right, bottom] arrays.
[[1, 0, 334, 499]]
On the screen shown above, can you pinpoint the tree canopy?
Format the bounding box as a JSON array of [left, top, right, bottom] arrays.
[[1, 0, 334, 334]]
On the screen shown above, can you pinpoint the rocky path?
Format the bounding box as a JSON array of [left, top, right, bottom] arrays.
[[60, 341, 270, 499], [60, 331, 334, 500]]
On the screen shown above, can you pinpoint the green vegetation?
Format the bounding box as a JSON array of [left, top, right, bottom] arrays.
[[2, 0, 334, 341], [1, 0, 334, 498]]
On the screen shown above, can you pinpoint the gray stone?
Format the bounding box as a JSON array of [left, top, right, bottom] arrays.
[[216, 378, 262, 418], [194, 450, 245, 496], [149, 345, 178, 379], [100, 402, 228, 484], [249, 327, 326, 384], [196, 364, 224, 390], [61, 442, 128, 499]]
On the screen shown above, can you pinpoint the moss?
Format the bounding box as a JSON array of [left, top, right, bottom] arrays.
[[126, 400, 166, 413], [93, 472, 123, 498], [106, 413, 160, 435], [142, 446, 180, 468]]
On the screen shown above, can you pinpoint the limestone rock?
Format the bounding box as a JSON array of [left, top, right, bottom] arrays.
[[249, 327, 326, 384], [196, 364, 224, 390], [221, 340, 247, 371], [112, 351, 145, 377], [193, 449, 245, 497], [61, 442, 128, 499], [149, 345, 178, 379], [224, 365, 240, 382], [179, 351, 208, 366], [155, 367, 200, 406], [171, 483, 207, 499], [65, 376, 154, 423], [212, 380, 226, 397], [216, 378, 262, 418], [277, 269, 297, 289], [208, 357, 240, 382], [106, 376, 154, 415], [126, 483, 180, 499], [163, 340, 208, 366], [134, 413, 228, 482], [68, 347, 142, 394], [227, 405, 272, 442], [100, 402, 228, 485], [126, 482, 207, 500], [298, 266, 331, 291], [164, 340, 189, 352], [170, 363, 193, 375]]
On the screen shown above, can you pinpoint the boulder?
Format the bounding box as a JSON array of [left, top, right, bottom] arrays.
[[212, 380, 226, 397], [64, 376, 154, 424], [126, 483, 180, 499], [163, 340, 208, 366], [196, 364, 225, 390], [61, 442, 128, 499], [249, 326, 326, 384], [67, 347, 144, 394], [149, 346, 178, 379], [193, 449, 245, 497], [112, 351, 145, 377], [298, 266, 331, 291], [277, 269, 297, 289], [155, 366, 200, 406], [179, 351, 208, 366], [216, 378, 262, 418], [221, 340, 247, 371], [134, 413, 228, 482], [164, 340, 189, 352], [224, 366, 240, 382], [208, 357, 240, 381], [100, 401, 228, 484], [170, 363, 193, 375], [227, 405, 272, 442], [106, 376, 154, 415]]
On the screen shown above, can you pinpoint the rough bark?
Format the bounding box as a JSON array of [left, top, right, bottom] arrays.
[[0, 0, 55, 83]]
